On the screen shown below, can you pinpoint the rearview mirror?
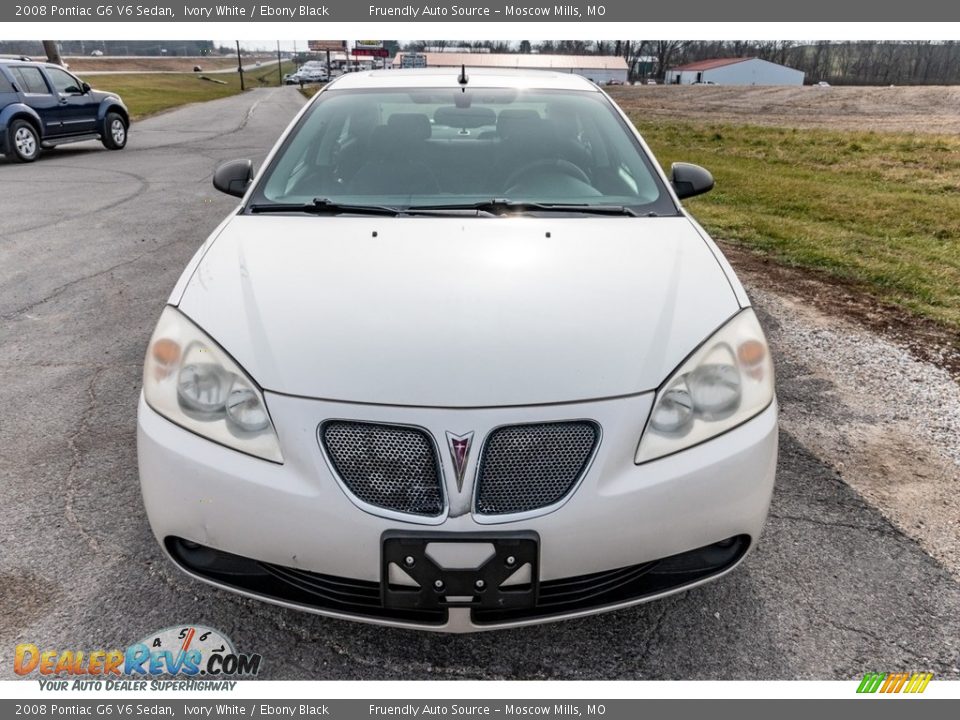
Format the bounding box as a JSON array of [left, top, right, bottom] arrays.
[[81, 82, 91, 93], [671, 162, 714, 200], [213, 159, 254, 198]]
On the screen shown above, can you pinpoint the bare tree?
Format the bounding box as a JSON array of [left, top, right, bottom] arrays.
[[653, 41, 689, 80]]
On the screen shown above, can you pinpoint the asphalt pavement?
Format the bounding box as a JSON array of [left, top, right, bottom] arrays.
[[1, 87, 957, 680]]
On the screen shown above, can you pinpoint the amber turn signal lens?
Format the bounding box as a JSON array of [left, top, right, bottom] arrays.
[[151, 338, 181, 379], [152, 338, 180, 365], [737, 339, 766, 368]]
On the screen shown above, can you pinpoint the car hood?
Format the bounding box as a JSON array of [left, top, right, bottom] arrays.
[[89, 89, 119, 103], [177, 215, 740, 407]]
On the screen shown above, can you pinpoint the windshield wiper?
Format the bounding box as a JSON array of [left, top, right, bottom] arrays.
[[248, 198, 645, 218], [247, 198, 403, 216], [405, 199, 640, 217]]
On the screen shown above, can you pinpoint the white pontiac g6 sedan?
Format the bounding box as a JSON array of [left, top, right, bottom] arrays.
[[137, 68, 778, 632]]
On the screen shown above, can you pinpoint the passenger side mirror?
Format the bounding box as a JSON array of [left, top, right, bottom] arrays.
[[671, 162, 714, 200], [213, 159, 254, 198], [80, 82, 91, 93]]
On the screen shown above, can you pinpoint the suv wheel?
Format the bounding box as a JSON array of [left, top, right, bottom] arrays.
[[102, 113, 127, 150], [8, 119, 40, 162]]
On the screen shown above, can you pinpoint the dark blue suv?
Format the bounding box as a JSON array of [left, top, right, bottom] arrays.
[[0, 58, 129, 163]]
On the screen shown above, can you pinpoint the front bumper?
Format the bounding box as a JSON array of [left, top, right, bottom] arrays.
[[137, 392, 778, 632]]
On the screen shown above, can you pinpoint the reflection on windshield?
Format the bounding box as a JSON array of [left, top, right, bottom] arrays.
[[256, 87, 678, 215]]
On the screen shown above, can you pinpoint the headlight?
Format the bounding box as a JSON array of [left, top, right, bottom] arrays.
[[636, 308, 774, 463], [142, 306, 283, 463]]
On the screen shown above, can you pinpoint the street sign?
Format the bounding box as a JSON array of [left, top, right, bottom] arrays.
[[308, 40, 347, 51], [401, 53, 427, 68], [351, 48, 390, 57]]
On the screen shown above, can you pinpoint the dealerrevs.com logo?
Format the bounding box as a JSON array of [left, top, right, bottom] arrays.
[[15, 626, 261, 690]]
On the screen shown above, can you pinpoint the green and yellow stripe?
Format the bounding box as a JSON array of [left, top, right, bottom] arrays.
[[857, 672, 933, 694]]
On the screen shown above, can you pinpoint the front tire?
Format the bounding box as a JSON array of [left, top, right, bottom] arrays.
[[102, 112, 127, 150], [8, 119, 40, 162]]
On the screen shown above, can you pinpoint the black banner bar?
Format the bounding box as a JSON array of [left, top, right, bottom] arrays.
[[4, 1, 959, 23], [0, 699, 957, 720]]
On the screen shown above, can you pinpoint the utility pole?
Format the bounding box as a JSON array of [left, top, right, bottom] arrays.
[[277, 41, 283, 85], [41, 41, 63, 66], [236, 41, 245, 91]]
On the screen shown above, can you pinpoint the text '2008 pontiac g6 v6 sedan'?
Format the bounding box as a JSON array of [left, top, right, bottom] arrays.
[[137, 68, 777, 632]]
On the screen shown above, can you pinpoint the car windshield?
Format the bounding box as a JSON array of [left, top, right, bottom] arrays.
[[252, 86, 678, 215]]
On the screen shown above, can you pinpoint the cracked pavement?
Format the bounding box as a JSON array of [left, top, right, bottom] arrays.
[[1, 87, 958, 680]]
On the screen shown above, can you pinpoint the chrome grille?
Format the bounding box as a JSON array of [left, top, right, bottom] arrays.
[[321, 421, 444, 517], [475, 421, 599, 516]]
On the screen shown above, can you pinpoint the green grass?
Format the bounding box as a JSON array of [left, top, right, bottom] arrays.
[[83, 62, 298, 120], [298, 85, 323, 100], [252, 61, 298, 87], [634, 119, 960, 330]]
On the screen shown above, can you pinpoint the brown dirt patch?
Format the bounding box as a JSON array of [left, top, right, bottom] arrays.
[[607, 85, 960, 134]]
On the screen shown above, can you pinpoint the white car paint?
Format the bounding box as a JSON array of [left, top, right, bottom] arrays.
[[177, 216, 738, 407], [139, 396, 777, 632], [138, 68, 778, 631]]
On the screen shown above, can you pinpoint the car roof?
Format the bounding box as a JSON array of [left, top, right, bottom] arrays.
[[327, 67, 600, 92], [0, 58, 60, 70]]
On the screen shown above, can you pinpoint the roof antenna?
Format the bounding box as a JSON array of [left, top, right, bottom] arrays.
[[458, 64, 469, 87]]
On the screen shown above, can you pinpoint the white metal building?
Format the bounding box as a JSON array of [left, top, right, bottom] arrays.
[[664, 57, 805, 86], [392, 53, 629, 84]]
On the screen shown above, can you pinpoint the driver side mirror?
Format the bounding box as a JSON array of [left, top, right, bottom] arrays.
[[213, 159, 254, 198], [80, 82, 91, 94], [671, 162, 714, 200]]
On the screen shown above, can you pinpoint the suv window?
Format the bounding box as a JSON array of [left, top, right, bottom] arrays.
[[0, 71, 14, 93], [46, 67, 83, 94], [9, 67, 50, 94]]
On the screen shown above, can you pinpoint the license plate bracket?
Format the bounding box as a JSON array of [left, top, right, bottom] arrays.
[[381, 531, 539, 612]]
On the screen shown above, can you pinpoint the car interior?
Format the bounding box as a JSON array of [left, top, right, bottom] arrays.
[[263, 90, 664, 206]]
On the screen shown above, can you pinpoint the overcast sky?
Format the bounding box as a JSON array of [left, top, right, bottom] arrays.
[[224, 41, 314, 52]]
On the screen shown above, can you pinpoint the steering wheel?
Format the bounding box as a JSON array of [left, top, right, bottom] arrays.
[[503, 158, 590, 192]]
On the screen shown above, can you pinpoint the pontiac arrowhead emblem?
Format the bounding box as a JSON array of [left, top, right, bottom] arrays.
[[445, 431, 474, 492]]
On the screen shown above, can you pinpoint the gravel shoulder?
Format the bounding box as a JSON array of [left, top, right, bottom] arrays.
[[726, 244, 960, 578]]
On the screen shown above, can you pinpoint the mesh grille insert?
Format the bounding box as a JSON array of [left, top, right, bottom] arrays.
[[321, 421, 444, 517], [475, 421, 599, 516]]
